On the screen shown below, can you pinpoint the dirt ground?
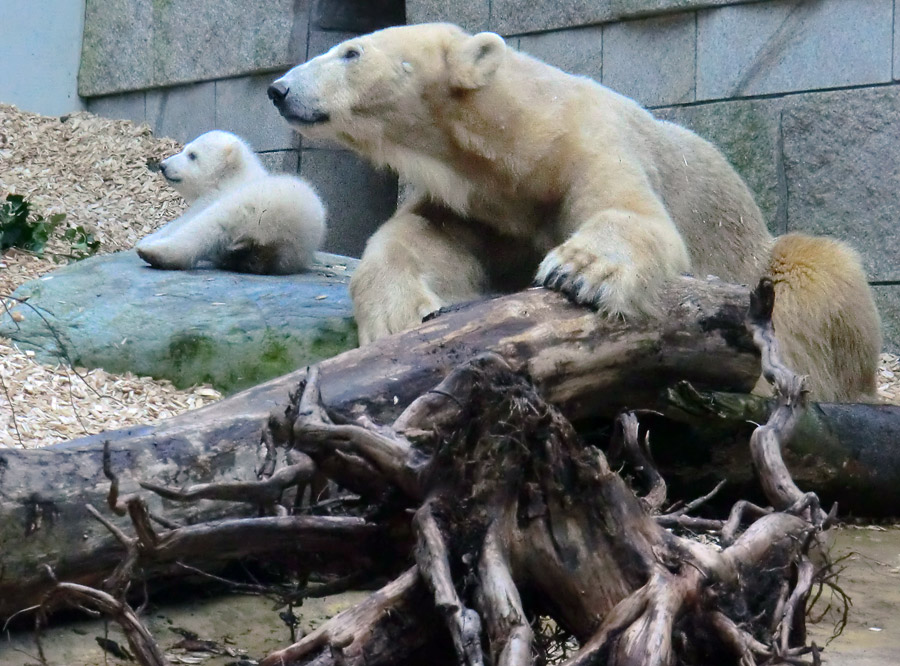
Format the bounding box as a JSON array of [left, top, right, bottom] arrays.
[[2, 527, 898, 666], [808, 526, 900, 665]]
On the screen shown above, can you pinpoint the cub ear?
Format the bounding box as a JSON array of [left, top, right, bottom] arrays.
[[448, 32, 506, 90]]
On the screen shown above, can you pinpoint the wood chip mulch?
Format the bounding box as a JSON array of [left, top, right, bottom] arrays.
[[1, 103, 222, 449]]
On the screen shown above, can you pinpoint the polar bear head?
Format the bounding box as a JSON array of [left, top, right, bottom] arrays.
[[159, 130, 264, 203], [267, 24, 507, 158]]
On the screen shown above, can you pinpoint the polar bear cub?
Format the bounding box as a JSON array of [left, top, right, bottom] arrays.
[[136, 130, 326, 274]]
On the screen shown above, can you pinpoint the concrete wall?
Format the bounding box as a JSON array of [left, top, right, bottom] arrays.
[[408, 0, 900, 351], [0, 0, 86, 116]]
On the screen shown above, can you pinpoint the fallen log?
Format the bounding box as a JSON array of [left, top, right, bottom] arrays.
[[0, 280, 884, 666], [659, 386, 900, 515], [0, 277, 896, 620], [0, 278, 761, 618]]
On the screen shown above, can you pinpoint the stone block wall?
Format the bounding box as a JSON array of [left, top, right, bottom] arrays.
[[409, 0, 900, 351], [79, 0, 402, 258]]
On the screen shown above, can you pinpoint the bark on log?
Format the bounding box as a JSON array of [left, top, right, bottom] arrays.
[[1, 279, 762, 619], [658, 386, 900, 514], [0, 278, 895, 620]]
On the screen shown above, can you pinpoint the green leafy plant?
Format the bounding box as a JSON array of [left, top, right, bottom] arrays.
[[0, 193, 101, 262], [59, 225, 101, 262], [0, 194, 65, 255]]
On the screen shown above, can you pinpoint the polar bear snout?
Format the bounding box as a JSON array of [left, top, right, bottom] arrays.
[[269, 72, 331, 126], [267, 81, 289, 105], [158, 161, 181, 183]]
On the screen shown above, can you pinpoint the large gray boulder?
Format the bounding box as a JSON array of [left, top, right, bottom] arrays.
[[0, 251, 358, 393]]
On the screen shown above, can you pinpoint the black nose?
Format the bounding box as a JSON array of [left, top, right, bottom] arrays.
[[159, 162, 168, 175], [267, 82, 289, 105]]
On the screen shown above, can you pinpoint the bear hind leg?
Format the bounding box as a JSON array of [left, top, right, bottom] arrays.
[[220, 237, 282, 274], [760, 233, 882, 402]]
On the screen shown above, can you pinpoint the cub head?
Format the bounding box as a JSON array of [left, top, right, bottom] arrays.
[[267, 23, 507, 157], [159, 130, 256, 203]]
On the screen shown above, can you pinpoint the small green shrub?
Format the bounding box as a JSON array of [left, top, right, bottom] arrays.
[[59, 225, 101, 262], [0, 194, 65, 255], [0, 193, 100, 262]]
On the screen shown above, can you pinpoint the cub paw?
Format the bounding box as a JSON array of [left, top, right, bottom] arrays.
[[534, 241, 649, 317], [135, 242, 165, 268], [135, 240, 189, 270]]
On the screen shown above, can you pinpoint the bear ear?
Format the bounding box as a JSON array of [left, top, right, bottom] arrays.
[[221, 143, 236, 163], [448, 32, 506, 90]]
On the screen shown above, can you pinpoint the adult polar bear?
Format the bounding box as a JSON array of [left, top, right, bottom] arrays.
[[137, 131, 326, 274], [268, 23, 881, 401]]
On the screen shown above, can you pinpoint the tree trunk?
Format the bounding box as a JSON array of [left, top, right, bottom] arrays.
[[0, 278, 762, 619], [659, 385, 900, 515], [1, 280, 861, 666]]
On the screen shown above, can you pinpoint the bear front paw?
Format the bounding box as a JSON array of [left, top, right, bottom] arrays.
[[354, 283, 444, 345], [535, 242, 650, 317]]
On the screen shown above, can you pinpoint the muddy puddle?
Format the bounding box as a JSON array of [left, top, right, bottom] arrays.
[[2, 527, 898, 665]]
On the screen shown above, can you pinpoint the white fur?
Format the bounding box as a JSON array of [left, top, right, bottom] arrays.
[[269, 24, 882, 401], [136, 131, 326, 274]]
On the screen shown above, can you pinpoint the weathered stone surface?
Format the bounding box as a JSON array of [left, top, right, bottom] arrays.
[[697, 0, 892, 100], [488, 0, 750, 36], [873, 286, 900, 353], [895, 4, 900, 81], [312, 0, 404, 32], [781, 86, 900, 282], [301, 149, 398, 257], [307, 29, 358, 59], [79, 0, 310, 97], [258, 150, 301, 174], [85, 90, 146, 126], [146, 81, 216, 145], [602, 13, 695, 107], [518, 25, 602, 81], [654, 97, 785, 233], [215, 74, 300, 153], [0, 0, 86, 117], [405, 0, 490, 33], [0, 252, 358, 393]]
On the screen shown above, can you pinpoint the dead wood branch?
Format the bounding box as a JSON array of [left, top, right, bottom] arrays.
[[0, 278, 900, 635], [256, 278, 829, 665], [2, 280, 771, 617], [38, 578, 169, 666]]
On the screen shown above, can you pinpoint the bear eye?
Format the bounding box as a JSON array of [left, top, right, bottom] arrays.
[[188, 152, 198, 161], [342, 47, 361, 61]]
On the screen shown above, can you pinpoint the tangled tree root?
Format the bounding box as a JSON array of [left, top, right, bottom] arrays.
[[31, 280, 837, 666], [255, 280, 832, 666]]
